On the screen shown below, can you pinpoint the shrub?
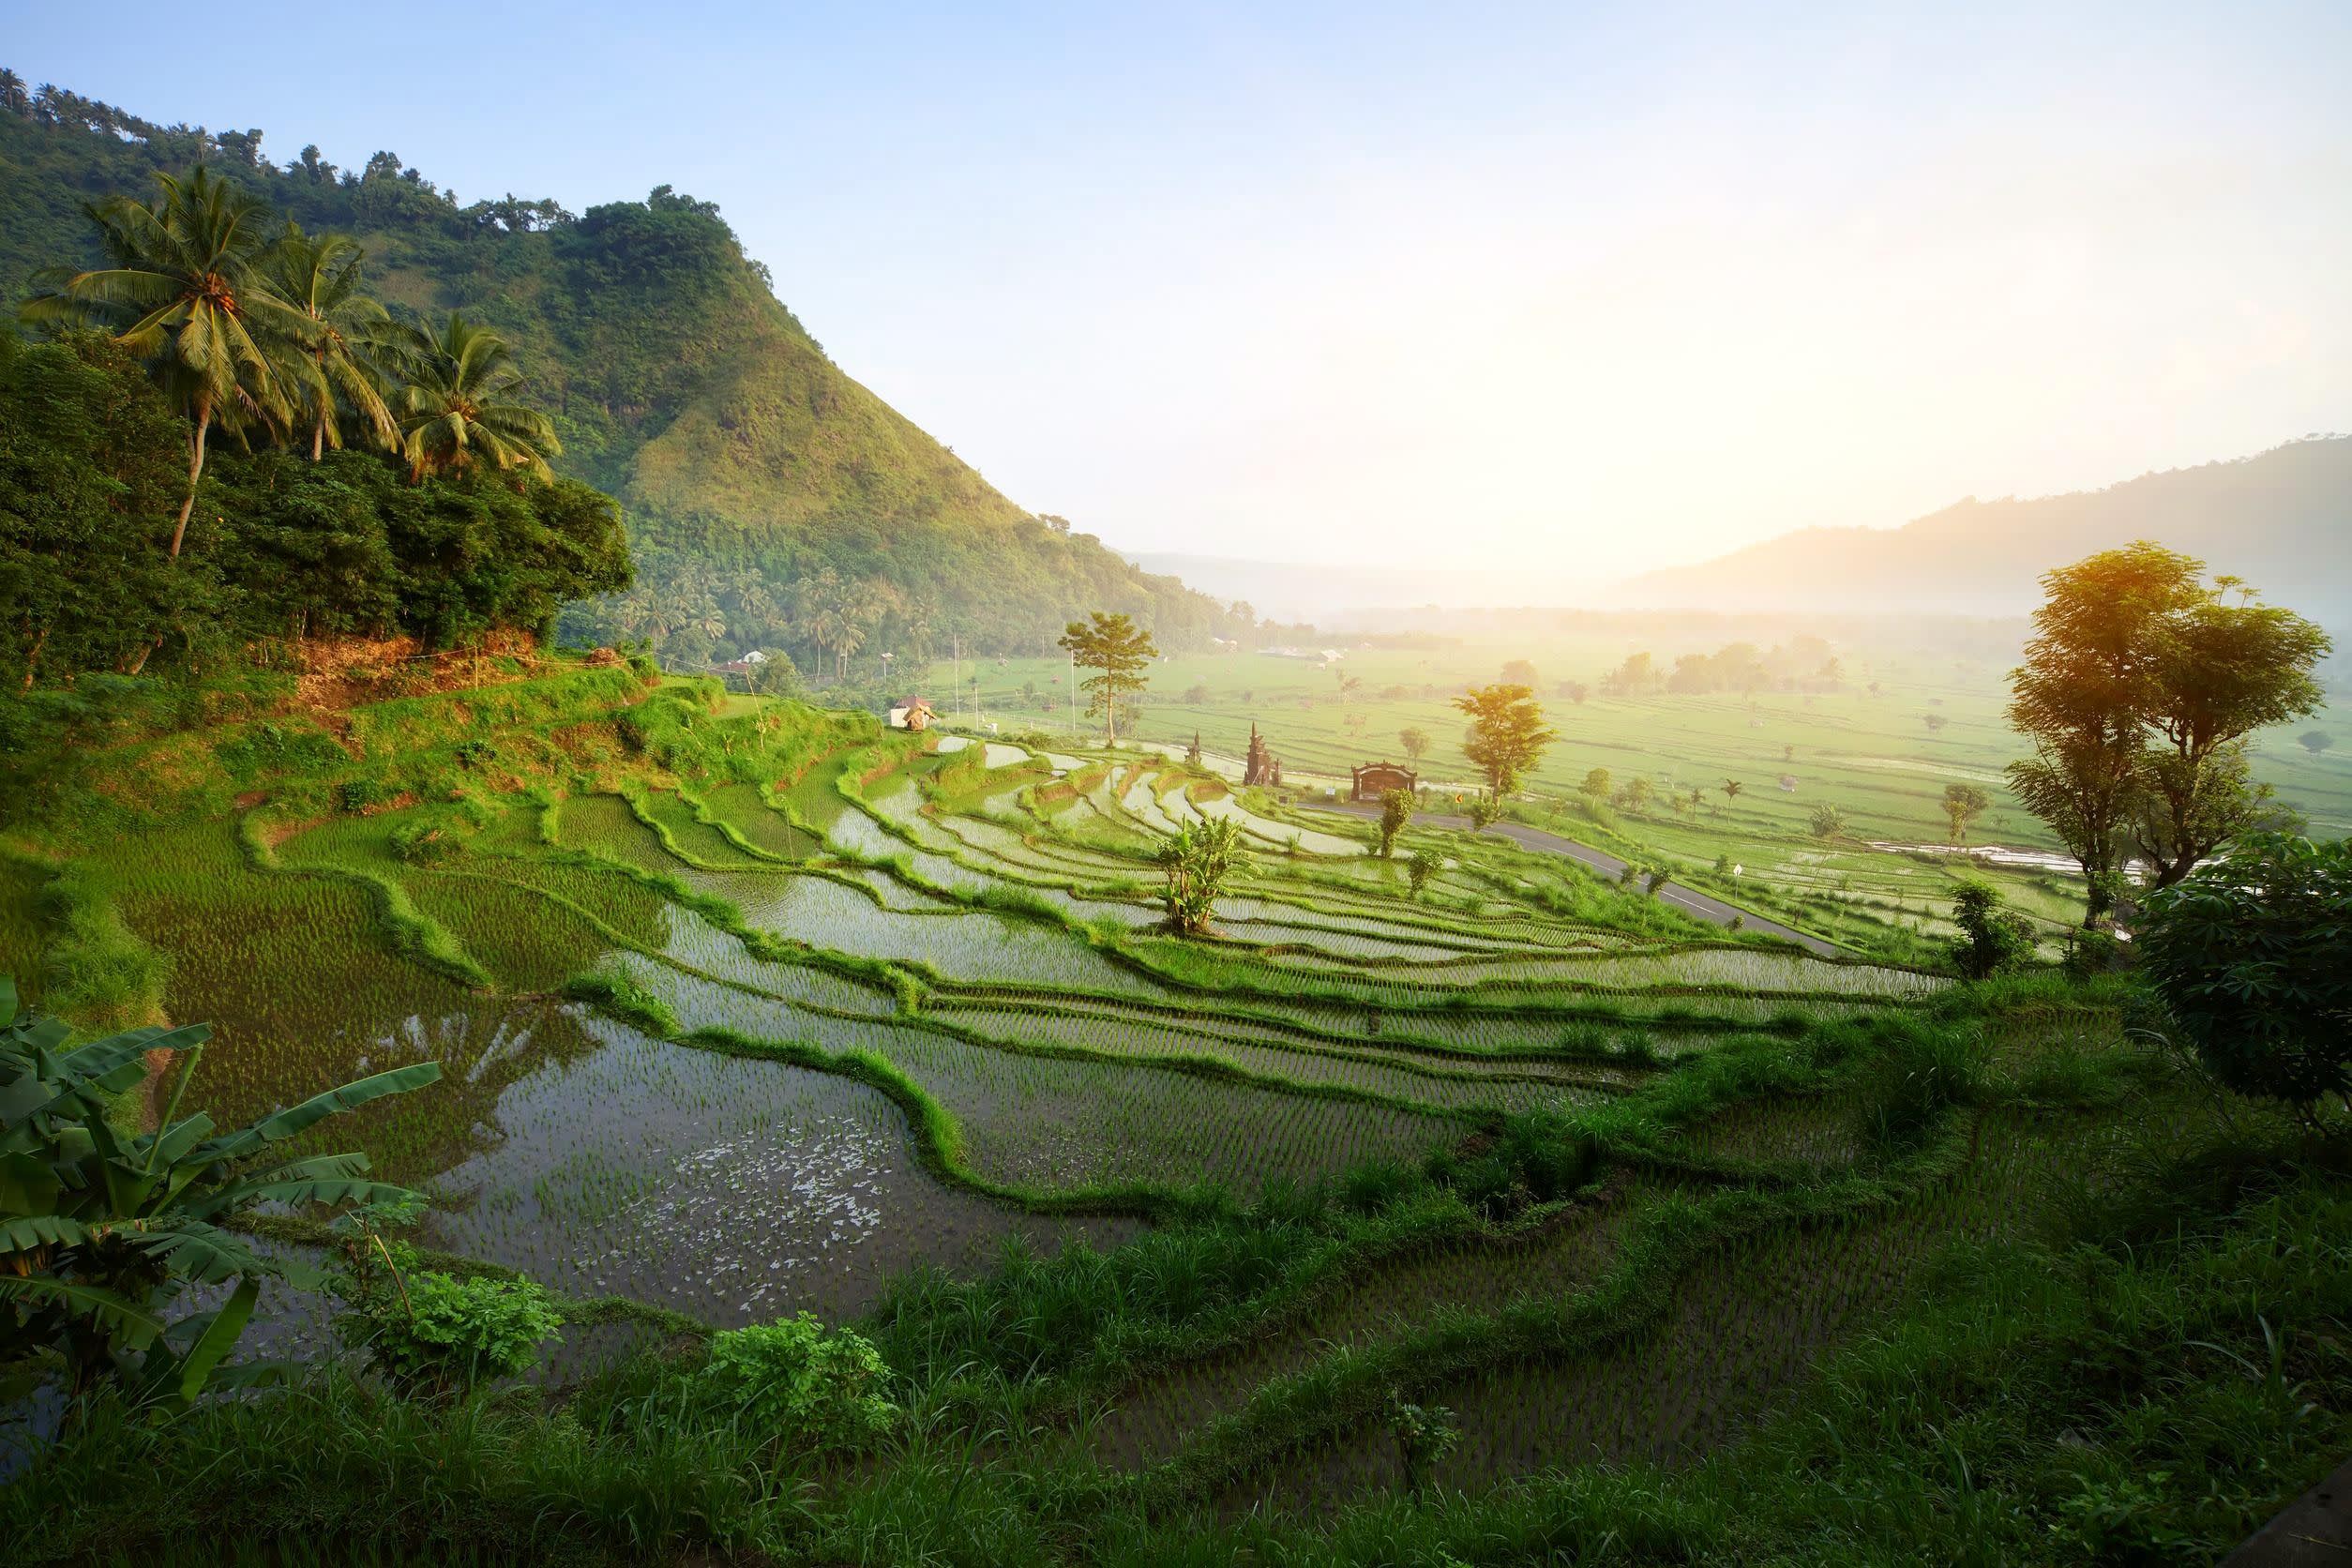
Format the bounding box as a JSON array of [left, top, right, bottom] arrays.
[[338, 777, 393, 813], [389, 816, 465, 865], [1406, 848, 1442, 897], [2061, 927, 2120, 980], [694, 1313, 897, 1452], [1377, 788, 1415, 858], [1809, 803, 1847, 839], [2138, 834, 2352, 1113], [1158, 817, 1249, 934], [1388, 1389, 1461, 1500], [1948, 881, 2035, 979], [343, 1270, 564, 1399]]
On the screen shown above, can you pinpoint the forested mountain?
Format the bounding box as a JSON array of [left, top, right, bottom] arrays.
[[1616, 436, 2352, 621], [0, 74, 1246, 672]]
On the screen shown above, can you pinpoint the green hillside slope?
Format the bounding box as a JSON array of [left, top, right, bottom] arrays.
[[0, 77, 1244, 667]]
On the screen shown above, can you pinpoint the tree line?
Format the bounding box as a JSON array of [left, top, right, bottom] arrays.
[[5, 167, 629, 689]]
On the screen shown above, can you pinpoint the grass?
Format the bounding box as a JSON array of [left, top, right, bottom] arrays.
[[8, 659, 2344, 1567]]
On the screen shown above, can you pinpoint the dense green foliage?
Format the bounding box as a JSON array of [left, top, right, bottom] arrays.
[[1945, 882, 2036, 980], [692, 1313, 898, 1453], [0, 80, 1254, 670], [0, 987, 437, 1405], [0, 332, 630, 686], [341, 1268, 565, 1400], [1377, 788, 1415, 858], [2139, 833, 2352, 1111]]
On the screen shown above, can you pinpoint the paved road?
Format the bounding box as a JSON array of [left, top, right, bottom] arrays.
[[1303, 801, 1841, 957]]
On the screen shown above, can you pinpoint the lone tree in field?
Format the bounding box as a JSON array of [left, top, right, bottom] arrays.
[[2007, 542, 2329, 925], [1809, 803, 1847, 840], [1941, 783, 1991, 844], [1500, 658, 1538, 686], [2300, 731, 2334, 760], [2139, 834, 2351, 1116], [1398, 726, 1429, 761], [1453, 684, 1555, 802], [1580, 768, 1611, 802], [1407, 846, 1442, 897], [1922, 714, 1949, 733], [1720, 778, 1743, 807], [1158, 817, 1247, 935], [1377, 788, 1416, 858], [1057, 611, 1157, 745]]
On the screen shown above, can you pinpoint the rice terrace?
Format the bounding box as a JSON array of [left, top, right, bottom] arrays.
[[5, 18, 2352, 1568]]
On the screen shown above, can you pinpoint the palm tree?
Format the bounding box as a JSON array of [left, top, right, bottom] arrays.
[[792, 566, 846, 681], [22, 167, 307, 559], [383, 311, 559, 481], [264, 225, 394, 460]]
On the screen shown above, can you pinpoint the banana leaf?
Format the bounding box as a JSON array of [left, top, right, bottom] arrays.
[[0, 1213, 91, 1253], [0, 1149, 63, 1214], [0, 1274, 163, 1349], [192, 1061, 443, 1162]]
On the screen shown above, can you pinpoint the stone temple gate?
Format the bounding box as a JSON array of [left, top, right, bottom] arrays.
[[1349, 761, 1418, 802]]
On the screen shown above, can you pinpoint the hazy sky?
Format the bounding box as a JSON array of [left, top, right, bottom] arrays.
[[11, 2, 2349, 580]]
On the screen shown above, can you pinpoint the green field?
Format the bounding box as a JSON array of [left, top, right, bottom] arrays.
[[8, 664, 2345, 1565], [915, 629, 2348, 955]]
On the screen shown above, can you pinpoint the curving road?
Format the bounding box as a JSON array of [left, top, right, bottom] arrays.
[[1302, 800, 1841, 957]]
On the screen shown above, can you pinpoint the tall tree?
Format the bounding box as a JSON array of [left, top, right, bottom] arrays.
[[263, 225, 393, 460], [383, 312, 559, 481], [2009, 543, 2329, 921], [1398, 727, 1429, 761], [1453, 684, 1555, 799], [2007, 543, 2207, 926], [22, 166, 306, 559], [2127, 583, 2329, 888], [1941, 783, 1991, 844], [1058, 611, 1157, 744]]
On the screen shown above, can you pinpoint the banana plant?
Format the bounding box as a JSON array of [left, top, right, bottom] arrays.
[[0, 976, 440, 1410]]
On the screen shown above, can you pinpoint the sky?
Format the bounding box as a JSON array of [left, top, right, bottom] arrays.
[[10, 2, 2350, 586]]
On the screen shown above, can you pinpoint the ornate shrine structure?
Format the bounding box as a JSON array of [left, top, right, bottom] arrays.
[[1242, 723, 1284, 788]]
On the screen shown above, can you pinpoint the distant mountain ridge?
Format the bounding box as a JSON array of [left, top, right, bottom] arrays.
[[0, 76, 1244, 660], [1616, 437, 2352, 620]]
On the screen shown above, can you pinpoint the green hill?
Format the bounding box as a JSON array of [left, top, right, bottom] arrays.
[[0, 76, 1245, 670]]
